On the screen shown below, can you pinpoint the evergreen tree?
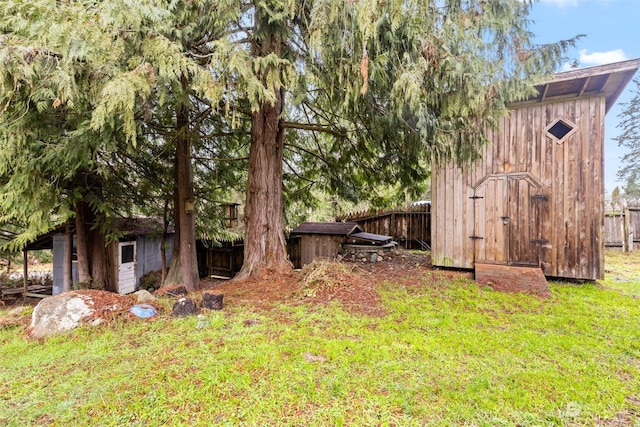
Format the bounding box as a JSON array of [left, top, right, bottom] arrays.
[[223, 0, 578, 280], [0, 1, 127, 289], [623, 172, 640, 199], [616, 79, 640, 191], [611, 186, 622, 212], [1, 0, 579, 286], [0, 0, 243, 290]]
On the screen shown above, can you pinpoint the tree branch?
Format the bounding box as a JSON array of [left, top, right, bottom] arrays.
[[282, 122, 347, 138]]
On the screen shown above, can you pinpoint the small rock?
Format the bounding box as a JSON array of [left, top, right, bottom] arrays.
[[171, 298, 198, 317], [196, 314, 209, 329], [200, 292, 224, 310], [155, 285, 188, 297], [370, 253, 378, 263], [377, 257, 384, 262], [133, 290, 156, 303], [303, 352, 327, 363]]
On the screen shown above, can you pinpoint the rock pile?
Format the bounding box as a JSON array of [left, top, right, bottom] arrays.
[[339, 248, 402, 263]]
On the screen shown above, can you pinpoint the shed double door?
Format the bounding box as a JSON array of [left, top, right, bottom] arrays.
[[473, 175, 546, 266]]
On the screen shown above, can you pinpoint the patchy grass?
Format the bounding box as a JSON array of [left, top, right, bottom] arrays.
[[601, 249, 640, 297], [1, 252, 640, 426]]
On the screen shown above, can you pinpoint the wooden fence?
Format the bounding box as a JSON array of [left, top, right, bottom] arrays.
[[199, 202, 635, 279], [605, 207, 640, 251], [197, 240, 245, 278], [197, 236, 303, 278], [337, 204, 431, 250]]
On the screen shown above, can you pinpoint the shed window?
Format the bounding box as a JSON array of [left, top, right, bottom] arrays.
[[546, 119, 575, 142], [121, 244, 135, 264]]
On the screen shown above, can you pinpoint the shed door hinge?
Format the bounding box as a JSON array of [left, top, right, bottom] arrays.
[[531, 194, 548, 201], [469, 196, 484, 200], [469, 235, 484, 240]]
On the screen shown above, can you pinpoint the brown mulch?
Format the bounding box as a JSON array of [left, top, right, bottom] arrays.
[[72, 289, 134, 308], [198, 251, 464, 317], [0, 250, 525, 321], [154, 284, 188, 297]]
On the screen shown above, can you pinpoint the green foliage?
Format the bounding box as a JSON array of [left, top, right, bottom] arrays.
[[623, 171, 640, 199], [616, 79, 640, 188], [611, 186, 622, 211], [0, 0, 579, 251], [275, 0, 580, 206], [0, 0, 247, 248]]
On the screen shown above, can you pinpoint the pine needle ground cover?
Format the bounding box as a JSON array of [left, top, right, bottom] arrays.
[[1, 251, 639, 426]]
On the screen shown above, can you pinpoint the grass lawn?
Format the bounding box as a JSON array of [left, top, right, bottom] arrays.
[[1, 251, 640, 426]]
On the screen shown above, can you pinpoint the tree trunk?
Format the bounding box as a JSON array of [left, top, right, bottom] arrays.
[[165, 97, 199, 291], [89, 224, 113, 292], [235, 86, 293, 281], [75, 202, 92, 285], [74, 199, 115, 291], [235, 6, 293, 281]]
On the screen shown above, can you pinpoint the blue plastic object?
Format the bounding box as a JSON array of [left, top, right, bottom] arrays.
[[129, 304, 157, 318]]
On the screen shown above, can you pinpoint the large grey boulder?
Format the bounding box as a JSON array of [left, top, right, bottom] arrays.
[[29, 290, 130, 339]]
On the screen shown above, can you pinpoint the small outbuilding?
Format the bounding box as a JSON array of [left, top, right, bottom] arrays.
[[28, 217, 174, 295], [290, 222, 396, 267], [431, 59, 639, 281]]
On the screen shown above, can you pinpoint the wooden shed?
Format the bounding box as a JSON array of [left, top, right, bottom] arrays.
[[290, 222, 364, 267], [290, 222, 397, 267], [431, 59, 639, 281]]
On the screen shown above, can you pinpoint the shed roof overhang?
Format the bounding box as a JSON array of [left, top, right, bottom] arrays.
[[512, 58, 639, 114], [22, 217, 173, 251], [291, 222, 363, 236]]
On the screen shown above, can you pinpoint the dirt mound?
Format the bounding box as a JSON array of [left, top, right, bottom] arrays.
[[298, 259, 385, 316]]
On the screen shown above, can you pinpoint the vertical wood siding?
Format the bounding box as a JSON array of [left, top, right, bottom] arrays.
[[432, 96, 605, 280], [337, 205, 431, 249], [299, 235, 344, 267]]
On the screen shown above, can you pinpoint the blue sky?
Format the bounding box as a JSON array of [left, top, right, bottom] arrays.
[[528, 0, 640, 194]]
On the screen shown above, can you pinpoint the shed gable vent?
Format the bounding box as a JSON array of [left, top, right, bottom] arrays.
[[546, 119, 576, 142]]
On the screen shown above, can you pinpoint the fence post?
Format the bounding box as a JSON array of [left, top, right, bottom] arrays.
[[624, 208, 633, 252], [390, 212, 396, 239]]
